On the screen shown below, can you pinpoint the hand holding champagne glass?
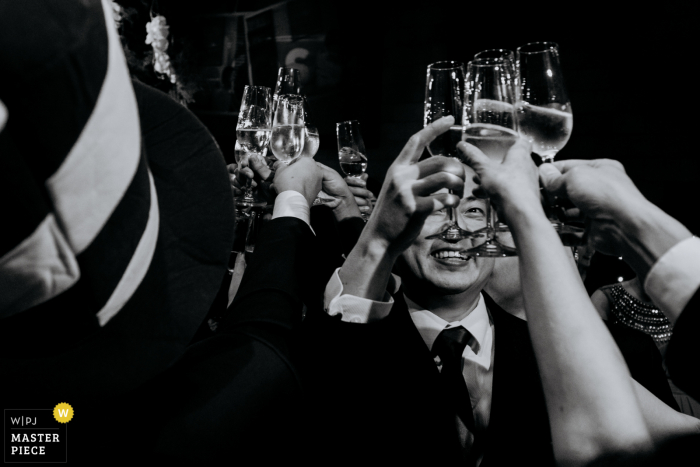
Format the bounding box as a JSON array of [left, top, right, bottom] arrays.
[[516, 42, 582, 245], [235, 85, 272, 208], [337, 120, 370, 220], [463, 57, 520, 257], [299, 97, 334, 205], [423, 61, 478, 241]]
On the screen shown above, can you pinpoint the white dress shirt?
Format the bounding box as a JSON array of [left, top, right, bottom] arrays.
[[324, 269, 495, 436]]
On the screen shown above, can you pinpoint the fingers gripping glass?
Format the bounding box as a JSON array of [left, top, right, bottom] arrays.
[[336, 120, 370, 221], [235, 85, 272, 209], [422, 61, 479, 242], [516, 42, 583, 245], [462, 57, 519, 257]]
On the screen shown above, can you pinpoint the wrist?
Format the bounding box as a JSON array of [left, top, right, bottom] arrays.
[[339, 231, 398, 301], [500, 194, 548, 229], [617, 200, 693, 280], [333, 196, 362, 222]]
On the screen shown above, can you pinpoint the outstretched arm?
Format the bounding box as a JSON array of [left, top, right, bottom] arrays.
[[460, 140, 653, 465]]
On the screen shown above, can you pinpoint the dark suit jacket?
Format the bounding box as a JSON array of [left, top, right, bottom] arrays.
[[80, 217, 315, 464], [300, 287, 677, 466]]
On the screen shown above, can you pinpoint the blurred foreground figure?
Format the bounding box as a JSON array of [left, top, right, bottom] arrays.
[[0, 0, 232, 418]]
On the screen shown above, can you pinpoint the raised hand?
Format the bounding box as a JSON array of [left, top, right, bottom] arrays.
[[338, 115, 468, 301], [539, 159, 693, 286], [272, 157, 322, 207], [227, 163, 255, 197], [344, 173, 376, 215], [363, 115, 466, 257], [315, 163, 363, 220], [539, 160, 645, 257], [457, 137, 540, 226]]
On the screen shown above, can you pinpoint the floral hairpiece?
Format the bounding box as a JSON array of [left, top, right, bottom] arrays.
[[145, 14, 177, 84]]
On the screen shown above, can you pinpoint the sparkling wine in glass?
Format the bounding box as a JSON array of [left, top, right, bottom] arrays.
[[462, 58, 520, 257], [516, 42, 582, 245], [337, 120, 370, 220], [515, 42, 572, 163], [269, 94, 305, 164], [301, 125, 320, 158], [423, 61, 478, 242], [235, 85, 272, 208]]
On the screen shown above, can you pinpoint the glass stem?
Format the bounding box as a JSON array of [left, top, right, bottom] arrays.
[[448, 190, 456, 224], [244, 177, 254, 200], [485, 199, 497, 241]]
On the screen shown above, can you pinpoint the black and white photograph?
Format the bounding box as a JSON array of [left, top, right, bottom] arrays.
[[1, 0, 698, 465]]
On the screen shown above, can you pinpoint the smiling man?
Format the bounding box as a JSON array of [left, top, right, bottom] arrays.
[[301, 119, 555, 466]]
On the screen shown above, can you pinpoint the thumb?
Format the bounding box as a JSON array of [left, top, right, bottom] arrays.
[[457, 141, 490, 174], [539, 163, 565, 197]]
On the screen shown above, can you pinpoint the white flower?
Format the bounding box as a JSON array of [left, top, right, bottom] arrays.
[[145, 15, 170, 52], [145, 15, 178, 85]]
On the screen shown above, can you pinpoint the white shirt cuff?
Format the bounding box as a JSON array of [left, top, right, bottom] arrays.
[[323, 268, 397, 323], [644, 236, 700, 321], [272, 190, 312, 232]]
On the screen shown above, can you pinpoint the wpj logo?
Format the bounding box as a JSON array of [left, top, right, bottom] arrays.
[[4, 404, 70, 463]]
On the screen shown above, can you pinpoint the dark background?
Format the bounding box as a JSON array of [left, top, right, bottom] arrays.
[[125, 0, 697, 286]]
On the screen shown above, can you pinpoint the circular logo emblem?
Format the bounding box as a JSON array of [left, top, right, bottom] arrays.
[[53, 403, 73, 423]]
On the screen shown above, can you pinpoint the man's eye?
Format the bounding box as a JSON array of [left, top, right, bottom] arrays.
[[430, 208, 447, 216], [462, 207, 485, 216]]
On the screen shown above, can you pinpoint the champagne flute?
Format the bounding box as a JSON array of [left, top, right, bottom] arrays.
[[336, 120, 369, 221], [516, 42, 572, 162], [235, 85, 272, 209], [516, 42, 582, 245], [299, 98, 334, 205], [474, 49, 518, 99], [474, 49, 518, 236], [463, 58, 519, 257], [264, 67, 301, 163], [269, 94, 305, 164], [423, 61, 478, 242], [273, 67, 301, 115]]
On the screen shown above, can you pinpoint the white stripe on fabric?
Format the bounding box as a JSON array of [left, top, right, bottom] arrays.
[[96, 170, 159, 326], [0, 214, 80, 318], [46, 0, 141, 254]]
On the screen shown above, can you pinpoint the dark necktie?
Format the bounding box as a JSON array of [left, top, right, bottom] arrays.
[[431, 326, 479, 465]]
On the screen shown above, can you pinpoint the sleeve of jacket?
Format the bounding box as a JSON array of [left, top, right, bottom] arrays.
[[141, 217, 315, 463]]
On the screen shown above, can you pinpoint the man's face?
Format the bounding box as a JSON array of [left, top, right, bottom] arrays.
[[397, 165, 495, 295]]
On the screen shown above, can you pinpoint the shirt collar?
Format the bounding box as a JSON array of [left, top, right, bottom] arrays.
[[405, 292, 490, 356]]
